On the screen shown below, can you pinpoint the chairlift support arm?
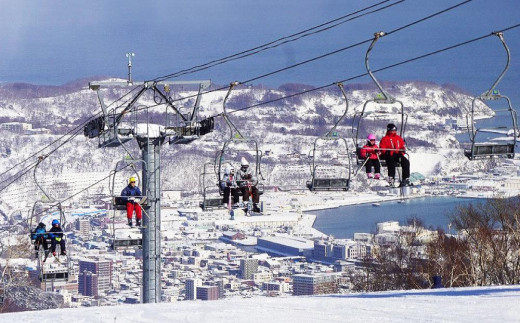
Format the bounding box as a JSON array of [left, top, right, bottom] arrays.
[[222, 82, 244, 140], [484, 32, 510, 98], [325, 82, 349, 137], [366, 32, 393, 102]]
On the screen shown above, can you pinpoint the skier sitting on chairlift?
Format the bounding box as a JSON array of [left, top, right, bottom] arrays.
[[361, 134, 381, 179], [121, 177, 142, 227], [379, 123, 411, 187], [32, 222, 50, 260], [237, 157, 261, 213], [49, 219, 66, 257], [221, 165, 240, 206]]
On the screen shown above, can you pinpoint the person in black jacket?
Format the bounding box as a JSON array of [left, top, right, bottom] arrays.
[[49, 219, 66, 256]]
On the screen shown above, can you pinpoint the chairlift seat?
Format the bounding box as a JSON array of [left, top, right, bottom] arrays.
[[113, 196, 148, 210], [40, 269, 69, 282], [307, 178, 350, 191], [200, 197, 224, 210], [31, 233, 60, 246], [112, 238, 142, 249], [218, 181, 264, 197], [112, 228, 142, 249], [464, 143, 515, 160]]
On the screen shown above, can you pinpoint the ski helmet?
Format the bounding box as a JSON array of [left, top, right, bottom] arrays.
[[129, 177, 137, 184], [387, 123, 397, 131], [241, 157, 249, 167], [367, 134, 376, 141], [38, 222, 46, 228], [52, 219, 60, 226]]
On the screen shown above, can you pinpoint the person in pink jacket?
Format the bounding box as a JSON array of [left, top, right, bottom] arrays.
[[360, 134, 381, 179]]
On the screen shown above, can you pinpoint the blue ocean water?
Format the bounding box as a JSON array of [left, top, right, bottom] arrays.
[[312, 196, 483, 238]]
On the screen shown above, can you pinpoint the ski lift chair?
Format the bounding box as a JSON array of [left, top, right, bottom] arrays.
[[352, 31, 408, 175], [464, 32, 518, 160], [216, 82, 265, 200], [28, 156, 67, 242], [307, 83, 352, 191], [109, 158, 147, 250], [199, 162, 225, 210]]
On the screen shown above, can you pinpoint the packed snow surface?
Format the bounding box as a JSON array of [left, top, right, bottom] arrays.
[[3, 285, 520, 322]]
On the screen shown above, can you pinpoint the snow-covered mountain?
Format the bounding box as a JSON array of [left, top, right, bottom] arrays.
[[0, 79, 493, 219]]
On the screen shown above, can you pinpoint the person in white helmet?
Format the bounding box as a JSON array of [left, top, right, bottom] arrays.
[[221, 164, 239, 205], [237, 157, 261, 212]]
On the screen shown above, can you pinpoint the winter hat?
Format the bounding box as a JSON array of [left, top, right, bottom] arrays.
[[225, 165, 235, 174], [367, 134, 376, 140], [241, 157, 249, 167], [386, 123, 397, 131]]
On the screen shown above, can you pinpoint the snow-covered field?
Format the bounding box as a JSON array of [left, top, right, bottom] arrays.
[[2, 285, 519, 322]]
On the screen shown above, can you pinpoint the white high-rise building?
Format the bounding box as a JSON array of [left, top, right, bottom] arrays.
[[76, 218, 90, 239]]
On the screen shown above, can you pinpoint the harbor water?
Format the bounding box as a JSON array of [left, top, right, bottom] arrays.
[[312, 196, 483, 239]]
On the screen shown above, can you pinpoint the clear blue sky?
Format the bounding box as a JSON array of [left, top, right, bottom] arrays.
[[0, 0, 519, 99]]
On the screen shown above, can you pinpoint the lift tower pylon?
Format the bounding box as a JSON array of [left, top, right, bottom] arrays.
[[84, 74, 213, 303]]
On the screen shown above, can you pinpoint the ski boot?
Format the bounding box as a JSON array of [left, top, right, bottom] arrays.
[[127, 219, 133, 227], [253, 203, 261, 213], [388, 177, 395, 187], [43, 250, 49, 262], [60, 251, 67, 256], [399, 179, 412, 187], [374, 173, 381, 180], [136, 219, 141, 227]]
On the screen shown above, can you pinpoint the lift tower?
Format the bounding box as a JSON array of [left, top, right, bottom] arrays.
[[84, 67, 213, 303]]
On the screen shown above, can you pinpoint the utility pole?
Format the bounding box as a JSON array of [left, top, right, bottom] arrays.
[[84, 58, 212, 303]]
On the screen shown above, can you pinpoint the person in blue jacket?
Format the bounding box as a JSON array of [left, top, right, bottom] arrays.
[[121, 177, 143, 227], [49, 219, 66, 256], [32, 222, 49, 260]]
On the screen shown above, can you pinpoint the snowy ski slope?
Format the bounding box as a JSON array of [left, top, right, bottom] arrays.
[[2, 285, 519, 322]]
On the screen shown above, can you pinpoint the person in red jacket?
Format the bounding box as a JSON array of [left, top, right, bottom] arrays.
[[360, 134, 381, 179], [379, 123, 411, 187]]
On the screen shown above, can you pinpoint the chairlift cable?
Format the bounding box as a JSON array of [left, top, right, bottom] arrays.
[[224, 23, 520, 116], [134, 0, 477, 112], [150, 0, 404, 82]]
